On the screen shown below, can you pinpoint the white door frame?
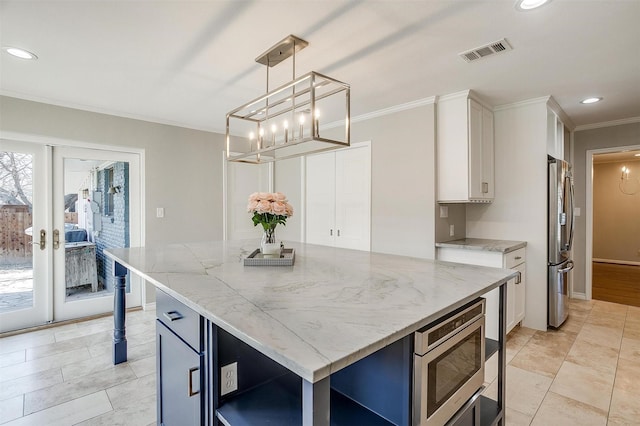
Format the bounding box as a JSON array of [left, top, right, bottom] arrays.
[[585, 144, 640, 300]]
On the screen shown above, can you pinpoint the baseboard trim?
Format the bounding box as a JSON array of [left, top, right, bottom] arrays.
[[593, 258, 640, 267], [144, 302, 156, 311], [571, 292, 587, 300]]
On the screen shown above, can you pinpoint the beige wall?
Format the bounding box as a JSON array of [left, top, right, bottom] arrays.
[[1, 95, 226, 303], [573, 122, 640, 295], [592, 159, 640, 263]]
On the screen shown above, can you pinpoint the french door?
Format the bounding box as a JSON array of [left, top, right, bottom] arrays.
[[0, 140, 51, 331], [0, 141, 142, 332]]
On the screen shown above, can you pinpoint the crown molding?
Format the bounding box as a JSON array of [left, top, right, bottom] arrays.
[[575, 116, 640, 131], [351, 96, 437, 124]]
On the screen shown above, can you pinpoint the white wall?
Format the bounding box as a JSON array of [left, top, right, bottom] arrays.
[[466, 99, 549, 331]]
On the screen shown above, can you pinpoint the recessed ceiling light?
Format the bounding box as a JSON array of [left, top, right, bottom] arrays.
[[580, 97, 603, 104], [3, 46, 38, 60], [515, 0, 551, 11]]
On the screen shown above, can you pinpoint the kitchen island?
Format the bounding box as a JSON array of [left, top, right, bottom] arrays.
[[105, 240, 517, 426]]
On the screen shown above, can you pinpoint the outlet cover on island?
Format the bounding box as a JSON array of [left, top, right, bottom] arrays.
[[220, 362, 238, 395], [449, 224, 455, 237]]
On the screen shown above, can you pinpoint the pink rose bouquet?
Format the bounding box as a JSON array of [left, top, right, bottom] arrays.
[[247, 192, 294, 243]]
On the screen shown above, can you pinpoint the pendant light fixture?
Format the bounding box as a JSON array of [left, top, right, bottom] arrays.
[[226, 35, 350, 164]]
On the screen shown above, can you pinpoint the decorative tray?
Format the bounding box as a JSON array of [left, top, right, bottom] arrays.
[[244, 248, 295, 266]]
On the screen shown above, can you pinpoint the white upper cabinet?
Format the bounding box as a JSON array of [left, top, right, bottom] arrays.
[[437, 91, 494, 203], [305, 143, 371, 251], [546, 108, 565, 159]]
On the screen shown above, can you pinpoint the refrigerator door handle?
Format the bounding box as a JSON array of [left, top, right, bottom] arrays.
[[567, 175, 575, 251], [557, 260, 574, 274]]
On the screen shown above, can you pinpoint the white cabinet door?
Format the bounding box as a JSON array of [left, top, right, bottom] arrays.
[[482, 106, 495, 199], [306, 153, 336, 247], [468, 99, 484, 200], [514, 263, 526, 324], [306, 144, 371, 251]]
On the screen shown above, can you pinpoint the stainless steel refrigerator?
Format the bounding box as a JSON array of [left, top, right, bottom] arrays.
[[548, 156, 575, 328]]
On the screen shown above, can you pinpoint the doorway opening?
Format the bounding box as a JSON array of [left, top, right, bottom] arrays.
[[588, 148, 640, 308]]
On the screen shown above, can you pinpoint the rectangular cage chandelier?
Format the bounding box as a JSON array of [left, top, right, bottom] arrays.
[[226, 35, 350, 164]]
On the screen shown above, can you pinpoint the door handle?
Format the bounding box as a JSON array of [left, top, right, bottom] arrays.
[[557, 261, 574, 274], [31, 229, 46, 250], [188, 367, 200, 396], [53, 229, 60, 250]]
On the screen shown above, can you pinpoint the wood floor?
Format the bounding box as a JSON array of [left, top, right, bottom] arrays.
[[593, 262, 640, 307]]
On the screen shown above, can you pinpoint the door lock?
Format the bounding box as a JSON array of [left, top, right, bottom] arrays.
[[53, 229, 60, 250], [34, 229, 46, 250]]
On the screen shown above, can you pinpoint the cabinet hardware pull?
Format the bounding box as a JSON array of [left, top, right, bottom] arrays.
[[337, 230, 341, 237], [188, 367, 200, 396], [163, 311, 183, 322], [514, 256, 522, 260], [516, 272, 522, 284], [330, 229, 333, 236], [53, 229, 60, 250], [482, 182, 489, 194]]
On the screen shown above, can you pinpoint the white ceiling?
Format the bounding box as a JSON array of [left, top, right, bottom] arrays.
[[1, 0, 639, 134]]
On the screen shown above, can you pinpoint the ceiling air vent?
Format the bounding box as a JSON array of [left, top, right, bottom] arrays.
[[459, 38, 512, 63]]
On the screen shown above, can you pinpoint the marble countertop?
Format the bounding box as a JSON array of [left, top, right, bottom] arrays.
[[435, 238, 527, 253], [105, 240, 517, 383]]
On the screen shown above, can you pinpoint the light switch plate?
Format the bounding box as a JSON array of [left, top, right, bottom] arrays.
[[440, 206, 449, 218], [156, 207, 164, 218]]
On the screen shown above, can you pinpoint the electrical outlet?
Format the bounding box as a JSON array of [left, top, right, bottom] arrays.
[[220, 362, 238, 396], [449, 224, 455, 237], [440, 206, 449, 218]]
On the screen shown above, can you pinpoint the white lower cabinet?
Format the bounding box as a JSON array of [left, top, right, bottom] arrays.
[[436, 246, 526, 340]]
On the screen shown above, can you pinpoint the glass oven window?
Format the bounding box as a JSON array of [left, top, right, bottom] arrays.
[[427, 326, 482, 417]]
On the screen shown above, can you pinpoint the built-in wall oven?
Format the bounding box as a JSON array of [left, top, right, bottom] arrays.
[[413, 298, 485, 426]]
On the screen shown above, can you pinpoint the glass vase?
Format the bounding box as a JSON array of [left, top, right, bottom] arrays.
[[261, 227, 280, 257]]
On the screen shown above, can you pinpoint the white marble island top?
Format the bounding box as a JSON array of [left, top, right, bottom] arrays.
[[436, 238, 526, 253], [106, 240, 517, 383]]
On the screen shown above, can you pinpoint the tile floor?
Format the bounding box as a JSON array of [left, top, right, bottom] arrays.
[[1, 299, 639, 425]]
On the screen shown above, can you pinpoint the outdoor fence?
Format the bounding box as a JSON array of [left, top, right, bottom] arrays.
[[0, 205, 78, 263]]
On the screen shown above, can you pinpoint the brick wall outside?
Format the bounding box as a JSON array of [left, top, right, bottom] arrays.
[[95, 162, 130, 291]]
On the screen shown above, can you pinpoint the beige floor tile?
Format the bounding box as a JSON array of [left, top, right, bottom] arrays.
[[0, 333, 55, 355], [0, 368, 63, 401], [591, 301, 629, 317], [506, 326, 536, 350], [505, 407, 533, 426], [53, 322, 114, 343], [486, 365, 553, 417], [23, 364, 136, 415], [609, 386, 640, 425], [0, 395, 23, 424], [0, 350, 25, 368], [106, 372, 156, 410], [25, 336, 89, 361], [575, 323, 624, 350], [568, 308, 591, 321], [566, 339, 620, 376], [531, 391, 607, 426], [623, 326, 640, 342], [586, 312, 627, 329], [75, 393, 156, 426], [509, 341, 566, 378], [2, 390, 112, 426], [60, 353, 120, 382], [550, 361, 615, 412], [561, 314, 587, 333], [528, 329, 577, 353], [128, 355, 156, 378], [619, 337, 640, 363], [613, 358, 640, 394], [569, 299, 595, 311], [0, 347, 91, 382]]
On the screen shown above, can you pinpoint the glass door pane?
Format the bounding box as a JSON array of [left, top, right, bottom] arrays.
[[0, 140, 50, 332], [53, 146, 142, 321]]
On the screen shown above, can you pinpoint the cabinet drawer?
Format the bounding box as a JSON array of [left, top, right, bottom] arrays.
[[504, 247, 526, 268], [157, 289, 201, 351]]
